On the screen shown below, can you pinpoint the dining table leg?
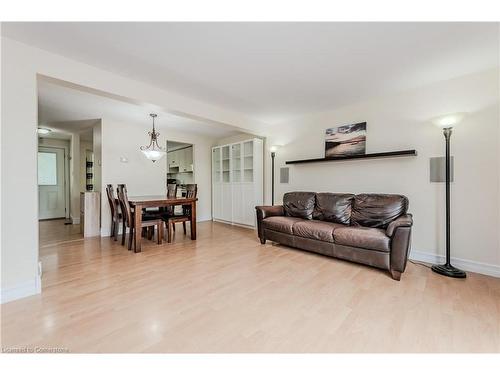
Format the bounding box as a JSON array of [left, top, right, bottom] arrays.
[[190, 201, 197, 240], [134, 203, 143, 252]]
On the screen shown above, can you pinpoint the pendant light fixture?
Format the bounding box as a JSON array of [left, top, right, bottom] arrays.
[[140, 113, 166, 162]]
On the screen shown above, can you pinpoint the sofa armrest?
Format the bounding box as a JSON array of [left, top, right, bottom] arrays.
[[386, 214, 413, 237], [255, 205, 284, 242], [255, 205, 285, 220]]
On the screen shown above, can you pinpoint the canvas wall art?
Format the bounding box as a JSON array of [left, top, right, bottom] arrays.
[[325, 122, 367, 157]]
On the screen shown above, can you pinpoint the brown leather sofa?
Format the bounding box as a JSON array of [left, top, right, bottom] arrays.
[[256, 192, 413, 280]]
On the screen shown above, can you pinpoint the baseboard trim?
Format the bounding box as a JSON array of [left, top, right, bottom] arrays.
[[1, 276, 41, 304], [213, 218, 256, 229], [409, 249, 500, 278]]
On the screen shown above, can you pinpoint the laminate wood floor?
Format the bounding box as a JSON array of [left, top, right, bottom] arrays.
[[2, 221, 499, 353], [39, 219, 82, 248]]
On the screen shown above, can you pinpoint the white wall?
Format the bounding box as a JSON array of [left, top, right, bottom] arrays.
[[263, 69, 500, 274], [1, 38, 40, 303], [100, 118, 215, 236], [213, 132, 262, 146], [38, 137, 70, 149], [1, 36, 261, 303]]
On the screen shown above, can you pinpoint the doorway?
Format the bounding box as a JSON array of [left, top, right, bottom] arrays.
[[167, 140, 195, 215], [38, 143, 81, 247], [38, 146, 68, 220]]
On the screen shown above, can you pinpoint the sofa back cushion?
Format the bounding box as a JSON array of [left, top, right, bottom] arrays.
[[283, 192, 316, 219], [351, 194, 408, 228], [313, 193, 354, 225]]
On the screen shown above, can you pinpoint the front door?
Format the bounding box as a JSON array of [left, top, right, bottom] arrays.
[[38, 146, 66, 219]]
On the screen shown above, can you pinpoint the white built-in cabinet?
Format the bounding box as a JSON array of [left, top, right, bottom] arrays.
[[212, 138, 263, 227]]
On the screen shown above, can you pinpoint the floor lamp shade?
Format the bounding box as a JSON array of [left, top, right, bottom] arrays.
[[431, 113, 466, 128]]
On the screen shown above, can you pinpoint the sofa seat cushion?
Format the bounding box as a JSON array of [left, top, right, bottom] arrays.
[[292, 220, 346, 242], [333, 226, 390, 252], [263, 216, 305, 234]]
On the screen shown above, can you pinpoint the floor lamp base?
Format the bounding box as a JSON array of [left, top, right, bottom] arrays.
[[431, 263, 467, 278]]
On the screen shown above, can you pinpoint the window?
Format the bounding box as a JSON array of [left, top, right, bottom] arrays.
[[38, 152, 57, 185]]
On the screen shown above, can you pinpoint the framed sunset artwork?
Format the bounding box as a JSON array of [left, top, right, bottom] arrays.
[[325, 122, 367, 157]]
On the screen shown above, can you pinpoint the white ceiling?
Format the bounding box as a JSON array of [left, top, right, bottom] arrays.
[[39, 120, 96, 142], [37, 79, 243, 138], [4, 22, 499, 124]]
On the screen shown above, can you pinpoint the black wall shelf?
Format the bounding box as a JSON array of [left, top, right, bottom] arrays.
[[285, 149, 417, 165]]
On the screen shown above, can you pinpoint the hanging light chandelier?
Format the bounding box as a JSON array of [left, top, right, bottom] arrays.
[[140, 113, 166, 162]]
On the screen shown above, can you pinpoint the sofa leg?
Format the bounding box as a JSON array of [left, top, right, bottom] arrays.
[[260, 237, 266, 244], [390, 270, 402, 281]]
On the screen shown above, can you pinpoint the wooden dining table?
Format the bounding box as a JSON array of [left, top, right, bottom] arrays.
[[128, 195, 198, 253]]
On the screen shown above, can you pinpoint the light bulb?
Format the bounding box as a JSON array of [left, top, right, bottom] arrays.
[[37, 127, 52, 135]]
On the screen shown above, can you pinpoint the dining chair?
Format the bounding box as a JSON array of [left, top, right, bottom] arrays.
[[160, 183, 178, 238], [105, 184, 122, 241], [167, 183, 178, 196], [166, 183, 178, 216], [163, 184, 197, 243], [117, 184, 164, 250], [142, 183, 178, 218]]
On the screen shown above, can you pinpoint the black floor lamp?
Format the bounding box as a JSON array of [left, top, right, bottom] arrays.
[[431, 113, 466, 278], [270, 145, 279, 205]]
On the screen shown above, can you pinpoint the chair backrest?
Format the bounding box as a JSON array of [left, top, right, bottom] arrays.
[[105, 184, 118, 218], [164, 184, 177, 215], [183, 184, 198, 215], [117, 184, 132, 226], [185, 184, 198, 199], [167, 183, 177, 198]]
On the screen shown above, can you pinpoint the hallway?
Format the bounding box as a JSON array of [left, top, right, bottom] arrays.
[[39, 219, 83, 249]]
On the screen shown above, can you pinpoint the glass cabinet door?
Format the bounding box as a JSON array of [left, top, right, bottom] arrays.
[[222, 145, 230, 183], [243, 140, 254, 182], [231, 143, 242, 182], [212, 147, 221, 182]]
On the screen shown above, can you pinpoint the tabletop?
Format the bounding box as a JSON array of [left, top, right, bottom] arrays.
[[127, 195, 198, 206]]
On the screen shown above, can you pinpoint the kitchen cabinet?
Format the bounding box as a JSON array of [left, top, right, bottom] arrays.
[[168, 146, 193, 173]]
